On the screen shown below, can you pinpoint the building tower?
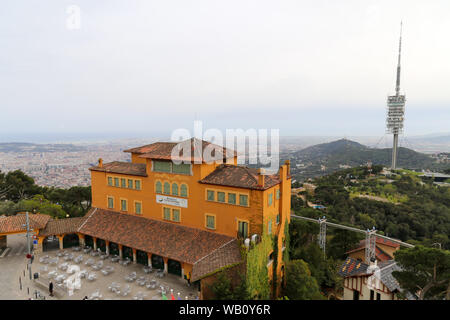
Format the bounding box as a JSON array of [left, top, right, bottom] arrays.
[[386, 22, 406, 170]]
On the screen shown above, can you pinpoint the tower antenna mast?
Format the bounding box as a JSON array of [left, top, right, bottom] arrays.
[[386, 21, 406, 170]]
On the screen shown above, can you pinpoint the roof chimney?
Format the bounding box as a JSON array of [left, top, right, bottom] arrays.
[[284, 160, 291, 176], [98, 158, 103, 168], [258, 168, 265, 187]]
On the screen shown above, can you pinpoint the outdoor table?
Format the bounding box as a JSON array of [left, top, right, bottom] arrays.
[[87, 273, 97, 281], [133, 292, 146, 300], [79, 270, 88, 279], [83, 247, 92, 254], [146, 279, 158, 290], [156, 270, 165, 278], [72, 246, 81, 252], [58, 262, 69, 271], [74, 255, 83, 264], [120, 285, 131, 297], [85, 258, 95, 266], [110, 255, 120, 263], [143, 266, 153, 274], [99, 253, 109, 260], [92, 261, 104, 270], [49, 257, 59, 265], [101, 266, 114, 275]]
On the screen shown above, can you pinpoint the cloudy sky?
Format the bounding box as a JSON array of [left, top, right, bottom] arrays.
[[0, 0, 449, 141]]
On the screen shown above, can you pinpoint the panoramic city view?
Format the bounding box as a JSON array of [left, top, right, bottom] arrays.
[[0, 0, 448, 316]]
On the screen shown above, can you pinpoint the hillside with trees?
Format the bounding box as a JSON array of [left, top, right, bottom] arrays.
[[288, 165, 450, 299], [0, 169, 91, 218], [285, 139, 448, 181]]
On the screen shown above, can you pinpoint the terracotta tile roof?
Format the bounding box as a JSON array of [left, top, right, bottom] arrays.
[[338, 257, 369, 277], [191, 239, 243, 282], [125, 138, 236, 163], [0, 213, 51, 234], [38, 217, 86, 237], [77, 208, 236, 265], [199, 164, 281, 190], [346, 245, 394, 262], [89, 161, 147, 177]]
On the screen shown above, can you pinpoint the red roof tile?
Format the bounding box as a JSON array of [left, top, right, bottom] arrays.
[[191, 239, 243, 282], [89, 161, 147, 177], [125, 138, 236, 163], [199, 164, 281, 190], [77, 208, 237, 265], [38, 217, 86, 237], [0, 213, 51, 234]]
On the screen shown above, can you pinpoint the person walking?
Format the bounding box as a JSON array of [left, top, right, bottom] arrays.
[[49, 281, 53, 297]]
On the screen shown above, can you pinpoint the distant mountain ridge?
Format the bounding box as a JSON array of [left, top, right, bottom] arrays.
[[285, 139, 449, 181], [0, 142, 86, 153], [294, 138, 436, 169]]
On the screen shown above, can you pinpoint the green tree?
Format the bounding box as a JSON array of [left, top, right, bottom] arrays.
[[284, 259, 324, 300], [393, 246, 450, 300], [209, 270, 249, 300]]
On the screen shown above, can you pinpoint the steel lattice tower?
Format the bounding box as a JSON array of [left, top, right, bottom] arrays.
[[318, 217, 327, 256], [386, 22, 406, 170], [365, 227, 377, 264]]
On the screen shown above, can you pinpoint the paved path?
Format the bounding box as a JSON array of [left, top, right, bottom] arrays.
[[0, 234, 36, 300], [1, 235, 199, 300]]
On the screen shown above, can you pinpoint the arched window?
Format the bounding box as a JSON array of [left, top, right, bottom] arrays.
[[163, 182, 170, 195], [180, 184, 188, 197], [155, 181, 162, 194], [172, 183, 178, 196]]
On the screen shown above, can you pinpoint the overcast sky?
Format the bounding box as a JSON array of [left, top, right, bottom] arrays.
[[0, 0, 449, 141]]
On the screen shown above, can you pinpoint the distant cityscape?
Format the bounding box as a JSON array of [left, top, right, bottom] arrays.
[[0, 135, 449, 189]]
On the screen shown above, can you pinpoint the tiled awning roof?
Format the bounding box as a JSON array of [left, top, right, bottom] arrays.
[[38, 217, 86, 237], [77, 208, 238, 265], [89, 161, 147, 177], [338, 257, 369, 277], [191, 239, 243, 282], [199, 164, 281, 190], [0, 213, 51, 234]]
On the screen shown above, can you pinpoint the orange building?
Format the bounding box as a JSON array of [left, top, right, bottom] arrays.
[[33, 138, 291, 299]]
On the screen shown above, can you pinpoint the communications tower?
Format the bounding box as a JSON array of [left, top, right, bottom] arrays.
[[386, 22, 406, 170]]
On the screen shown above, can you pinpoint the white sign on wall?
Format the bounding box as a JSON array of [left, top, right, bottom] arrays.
[[156, 195, 188, 208]]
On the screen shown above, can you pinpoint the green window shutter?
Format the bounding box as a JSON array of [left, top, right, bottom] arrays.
[[121, 178, 126, 188], [107, 177, 113, 186], [239, 195, 248, 206], [180, 184, 188, 197], [172, 183, 178, 196], [172, 209, 180, 222], [128, 179, 133, 189], [238, 221, 248, 238], [206, 215, 215, 229], [207, 190, 215, 201], [163, 182, 170, 194], [135, 180, 141, 190], [156, 181, 162, 193], [163, 208, 171, 220], [268, 219, 272, 234], [268, 193, 273, 206], [276, 214, 280, 224], [114, 178, 119, 187], [121, 200, 127, 211], [228, 193, 236, 205], [172, 163, 191, 175], [153, 161, 171, 173], [217, 192, 225, 203], [276, 189, 280, 200], [108, 197, 114, 209], [135, 202, 142, 214]]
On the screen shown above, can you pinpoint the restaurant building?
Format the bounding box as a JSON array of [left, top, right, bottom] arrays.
[[31, 138, 291, 298]]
